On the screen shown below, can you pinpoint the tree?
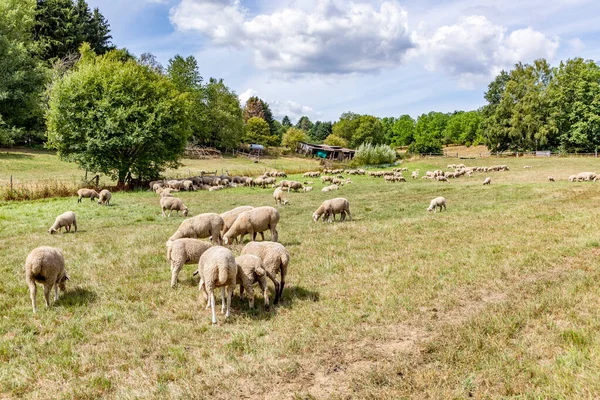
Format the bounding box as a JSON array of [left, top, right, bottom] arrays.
[[0, 0, 48, 145], [282, 127, 308, 150], [243, 117, 271, 146], [389, 115, 415, 147], [46, 44, 192, 186], [243, 96, 278, 142], [282, 115, 292, 128], [139, 53, 164, 75], [309, 121, 332, 142], [202, 78, 243, 149], [444, 111, 483, 146], [34, 0, 113, 62], [323, 134, 348, 147], [295, 116, 313, 132], [332, 112, 360, 142], [352, 115, 385, 147]]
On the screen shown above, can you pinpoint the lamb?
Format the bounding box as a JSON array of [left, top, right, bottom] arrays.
[[241, 241, 289, 304], [49, 211, 77, 234], [166, 238, 212, 287], [77, 188, 99, 203], [313, 198, 351, 222], [483, 177, 491, 185], [427, 196, 446, 213], [98, 189, 111, 206], [168, 213, 224, 245], [223, 206, 280, 244], [548, 176, 555, 182], [195, 246, 238, 324], [25, 246, 70, 313], [235, 254, 275, 308], [160, 196, 189, 217], [273, 187, 289, 206]]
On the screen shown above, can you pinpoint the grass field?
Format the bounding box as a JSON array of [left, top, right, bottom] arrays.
[[2, 152, 600, 399]]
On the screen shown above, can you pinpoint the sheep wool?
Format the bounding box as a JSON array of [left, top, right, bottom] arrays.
[[25, 246, 70, 312], [196, 246, 238, 324], [241, 241, 290, 305]]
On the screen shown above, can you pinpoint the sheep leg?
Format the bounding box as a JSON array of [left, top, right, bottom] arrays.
[[347, 209, 352, 221], [78, 197, 82, 203], [170, 261, 183, 288], [259, 231, 265, 241], [259, 278, 269, 308], [199, 279, 210, 310], [54, 282, 59, 302], [28, 281, 37, 313], [66, 225, 71, 233], [251, 230, 257, 241], [221, 288, 226, 314], [73, 220, 77, 233], [278, 267, 287, 303], [271, 227, 278, 242], [43, 284, 52, 308], [264, 270, 280, 304], [225, 285, 234, 319], [244, 282, 254, 308], [210, 290, 217, 324], [168, 209, 173, 217]]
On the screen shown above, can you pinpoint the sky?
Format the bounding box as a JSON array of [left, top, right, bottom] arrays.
[[86, 0, 599, 123]]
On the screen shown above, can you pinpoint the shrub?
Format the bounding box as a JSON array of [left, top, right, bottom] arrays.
[[323, 134, 348, 148], [351, 143, 396, 166]]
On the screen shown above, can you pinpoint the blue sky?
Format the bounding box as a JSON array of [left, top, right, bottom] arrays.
[[87, 0, 599, 123]]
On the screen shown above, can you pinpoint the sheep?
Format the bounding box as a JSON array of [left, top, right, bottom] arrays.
[[321, 184, 339, 192], [313, 198, 351, 223], [160, 196, 189, 217], [168, 213, 224, 246], [273, 187, 289, 206], [235, 254, 275, 308], [436, 176, 448, 182], [223, 206, 280, 244], [568, 174, 578, 182], [576, 172, 596, 181], [427, 196, 446, 213], [182, 180, 195, 191], [159, 188, 178, 197], [152, 183, 163, 192], [25, 246, 70, 313], [331, 178, 344, 186], [219, 206, 253, 241], [167, 180, 184, 190], [303, 186, 313, 192], [195, 246, 238, 324], [483, 177, 491, 185], [166, 238, 212, 287], [49, 211, 77, 234], [241, 241, 289, 304], [77, 188, 99, 203], [548, 176, 555, 182], [98, 189, 111, 206], [411, 171, 419, 179], [523, 166, 532, 169], [287, 181, 303, 192], [321, 175, 333, 184]]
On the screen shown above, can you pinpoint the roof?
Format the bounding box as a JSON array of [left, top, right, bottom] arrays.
[[299, 142, 355, 153]]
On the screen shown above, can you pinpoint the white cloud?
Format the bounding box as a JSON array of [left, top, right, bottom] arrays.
[[170, 0, 415, 75], [238, 88, 259, 105], [238, 88, 317, 121], [567, 37, 585, 54], [414, 15, 559, 88]]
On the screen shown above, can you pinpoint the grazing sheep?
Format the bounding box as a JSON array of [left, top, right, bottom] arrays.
[[568, 174, 578, 182], [303, 186, 313, 192], [182, 180, 195, 191], [548, 176, 555, 182], [49, 211, 77, 234], [223, 206, 280, 244], [287, 181, 303, 192], [321, 175, 333, 184], [160, 196, 189, 217], [436, 176, 448, 182], [168, 213, 224, 245], [25, 246, 70, 313], [483, 177, 491, 185], [219, 206, 254, 241], [159, 187, 178, 197], [167, 239, 212, 287], [195, 246, 238, 324], [98, 189, 111, 206], [273, 187, 289, 206], [77, 188, 99, 203], [427, 197, 446, 213], [321, 184, 339, 192], [241, 241, 289, 304], [523, 166, 532, 169], [411, 171, 419, 179], [235, 254, 275, 308], [313, 198, 351, 223], [576, 172, 596, 181], [152, 183, 163, 192]]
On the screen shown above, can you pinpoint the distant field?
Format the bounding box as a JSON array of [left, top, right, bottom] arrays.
[[2, 152, 600, 398]]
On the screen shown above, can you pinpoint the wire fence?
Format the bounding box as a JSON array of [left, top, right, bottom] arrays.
[[418, 150, 600, 159]]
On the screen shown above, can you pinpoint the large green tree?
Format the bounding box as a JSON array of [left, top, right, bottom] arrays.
[[0, 0, 48, 145], [281, 127, 308, 150], [332, 112, 361, 143], [295, 115, 314, 132], [243, 117, 272, 146], [202, 78, 244, 150], [388, 115, 415, 147], [352, 115, 385, 147], [34, 0, 112, 62], [309, 120, 332, 142], [46, 44, 191, 185], [444, 111, 483, 146]]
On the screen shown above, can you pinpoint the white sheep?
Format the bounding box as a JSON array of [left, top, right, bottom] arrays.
[[195, 246, 238, 324], [321, 184, 339, 192], [160, 196, 189, 217], [273, 187, 289, 206], [523, 166, 532, 169], [166, 238, 212, 287], [241, 241, 289, 304], [303, 186, 313, 192], [49, 211, 77, 234], [235, 254, 273, 308], [77, 188, 99, 203], [98, 189, 111, 206], [25, 246, 70, 313], [483, 177, 491, 185], [168, 213, 224, 245], [313, 198, 351, 222], [219, 206, 253, 241], [427, 197, 446, 213], [411, 171, 419, 179], [223, 206, 280, 244]]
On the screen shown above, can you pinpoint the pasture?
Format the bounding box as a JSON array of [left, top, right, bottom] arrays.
[[2, 153, 600, 399]]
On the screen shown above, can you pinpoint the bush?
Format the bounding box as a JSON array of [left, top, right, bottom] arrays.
[[408, 138, 443, 154], [351, 143, 396, 166], [323, 134, 348, 147]]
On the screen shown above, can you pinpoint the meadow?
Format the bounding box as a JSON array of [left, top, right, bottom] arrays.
[[2, 151, 600, 399]]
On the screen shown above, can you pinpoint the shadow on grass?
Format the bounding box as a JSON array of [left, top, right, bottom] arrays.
[[0, 152, 34, 160], [56, 287, 97, 307]]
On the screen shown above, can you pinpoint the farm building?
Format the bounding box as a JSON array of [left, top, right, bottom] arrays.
[[296, 142, 356, 160]]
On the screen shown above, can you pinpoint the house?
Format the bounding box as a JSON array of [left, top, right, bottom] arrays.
[[296, 142, 355, 160]]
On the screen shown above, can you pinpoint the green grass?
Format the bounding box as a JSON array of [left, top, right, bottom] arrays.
[[2, 152, 600, 398]]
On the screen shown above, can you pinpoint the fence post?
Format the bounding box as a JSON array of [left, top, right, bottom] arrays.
[[10, 175, 13, 192]]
